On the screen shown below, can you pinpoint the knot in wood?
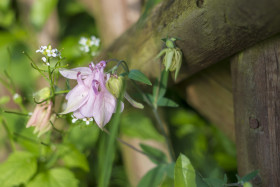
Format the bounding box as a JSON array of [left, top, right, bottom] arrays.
[[249, 117, 260, 129], [196, 0, 204, 8]]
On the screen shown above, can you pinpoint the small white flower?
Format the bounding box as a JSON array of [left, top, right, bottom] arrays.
[[83, 117, 93, 125], [79, 36, 100, 53], [36, 45, 61, 62], [79, 37, 87, 45], [46, 62, 50, 66], [71, 115, 78, 123], [28, 112, 33, 116], [42, 57, 47, 62]]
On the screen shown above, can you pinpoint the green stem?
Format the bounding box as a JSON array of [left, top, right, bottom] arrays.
[[152, 108, 175, 161], [2, 119, 16, 151], [48, 65, 55, 104], [3, 110, 29, 116]]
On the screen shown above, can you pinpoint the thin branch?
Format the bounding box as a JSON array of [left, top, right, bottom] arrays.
[[103, 128, 167, 164]]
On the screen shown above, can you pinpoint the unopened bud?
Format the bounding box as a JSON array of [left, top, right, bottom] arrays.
[[166, 39, 175, 48], [33, 87, 51, 102], [13, 93, 22, 104], [106, 76, 124, 98]]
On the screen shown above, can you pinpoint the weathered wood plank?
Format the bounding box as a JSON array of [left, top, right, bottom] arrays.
[[231, 36, 280, 186], [183, 61, 235, 141], [100, 0, 280, 81]]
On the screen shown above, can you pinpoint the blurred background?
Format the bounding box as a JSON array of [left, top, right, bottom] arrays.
[[0, 0, 237, 186]]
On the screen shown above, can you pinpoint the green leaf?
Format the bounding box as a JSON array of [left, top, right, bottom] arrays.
[[203, 178, 224, 187], [28, 168, 78, 187], [120, 112, 164, 141], [174, 154, 196, 187], [0, 151, 37, 187], [30, 0, 58, 29], [65, 124, 100, 152], [157, 97, 178, 107], [140, 144, 168, 164], [128, 69, 152, 85], [59, 144, 89, 172], [137, 165, 166, 187], [241, 170, 259, 183]]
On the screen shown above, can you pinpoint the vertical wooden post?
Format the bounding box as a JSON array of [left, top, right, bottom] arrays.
[[231, 37, 280, 186]]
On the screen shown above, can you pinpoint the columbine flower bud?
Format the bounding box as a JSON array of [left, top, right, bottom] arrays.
[[33, 87, 51, 102], [106, 75, 124, 98], [13, 93, 22, 104], [156, 47, 182, 80]]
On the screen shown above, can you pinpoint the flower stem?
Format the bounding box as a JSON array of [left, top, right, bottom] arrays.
[[152, 108, 175, 161], [103, 128, 167, 164], [1, 119, 16, 151], [48, 65, 55, 104], [2, 110, 29, 116]]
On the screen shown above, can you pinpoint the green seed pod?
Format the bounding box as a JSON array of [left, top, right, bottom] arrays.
[[106, 76, 124, 98]]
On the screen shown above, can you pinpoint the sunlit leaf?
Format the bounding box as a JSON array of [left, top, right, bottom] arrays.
[[28, 168, 78, 187], [0, 151, 37, 187], [128, 69, 152, 85], [174, 154, 196, 187]]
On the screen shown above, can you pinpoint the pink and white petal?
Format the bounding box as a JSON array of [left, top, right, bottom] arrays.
[[61, 85, 89, 114], [27, 103, 45, 127], [73, 110, 85, 119], [59, 67, 92, 79], [80, 88, 96, 117], [92, 90, 116, 128]]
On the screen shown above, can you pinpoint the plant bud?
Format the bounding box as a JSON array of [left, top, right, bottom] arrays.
[[163, 48, 182, 80], [166, 39, 175, 48], [33, 87, 51, 102], [106, 76, 124, 98]]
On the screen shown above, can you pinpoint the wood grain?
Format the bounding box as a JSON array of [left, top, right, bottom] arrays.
[[101, 0, 280, 82], [231, 36, 280, 186]]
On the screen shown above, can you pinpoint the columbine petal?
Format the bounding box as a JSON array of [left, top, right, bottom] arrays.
[[61, 85, 89, 114], [79, 88, 96, 117], [59, 67, 92, 79], [92, 89, 116, 128]]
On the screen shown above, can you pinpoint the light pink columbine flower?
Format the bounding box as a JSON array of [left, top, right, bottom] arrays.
[[27, 101, 54, 136], [59, 61, 122, 128]]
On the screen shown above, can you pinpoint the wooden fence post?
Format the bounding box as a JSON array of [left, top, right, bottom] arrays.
[[231, 37, 280, 186]]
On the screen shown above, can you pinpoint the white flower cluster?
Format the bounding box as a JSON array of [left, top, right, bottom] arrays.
[[71, 115, 93, 125], [79, 36, 100, 54], [36, 45, 61, 65]]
